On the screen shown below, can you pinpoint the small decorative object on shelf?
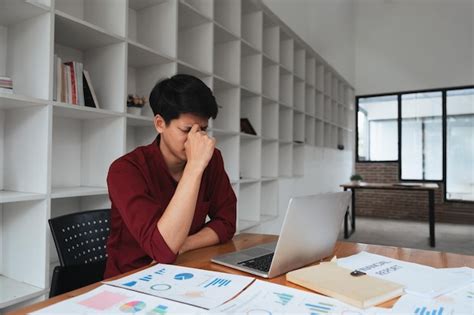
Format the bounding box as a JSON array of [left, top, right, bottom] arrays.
[[350, 174, 363, 185], [240, 118, 257, 135], [0, 76, 13, 94], [337, 144, 344, 150], [127, 94, 147, 115]]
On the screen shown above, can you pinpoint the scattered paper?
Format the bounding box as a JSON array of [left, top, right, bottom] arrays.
[[104, 263, 255, 309], [212, 279, 390, 314], [31, 285, 204, 314], [392, 282, 474, 315], [337, 251, 472, 298]]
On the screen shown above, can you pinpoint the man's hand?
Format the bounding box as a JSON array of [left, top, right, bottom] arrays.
[[184, 124, 216, 172]]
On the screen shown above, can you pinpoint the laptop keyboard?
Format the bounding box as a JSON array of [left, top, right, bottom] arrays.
[[238, 253, 274, 272]]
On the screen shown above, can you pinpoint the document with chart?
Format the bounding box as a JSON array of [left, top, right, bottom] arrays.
[[104, 263, 255, 309], [211, 279, 390, 314], [31, 285, 204, 314]]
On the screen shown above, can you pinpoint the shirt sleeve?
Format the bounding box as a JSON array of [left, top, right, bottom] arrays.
[[107, 159, 178, 263], [204, 150, 237, 243]]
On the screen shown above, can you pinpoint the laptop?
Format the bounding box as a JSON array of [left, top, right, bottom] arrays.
[[211, 191, 351, 278]]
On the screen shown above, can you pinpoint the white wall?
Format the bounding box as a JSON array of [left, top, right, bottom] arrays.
[[263, 0, 356, 86], [355, 0, 474, 95]]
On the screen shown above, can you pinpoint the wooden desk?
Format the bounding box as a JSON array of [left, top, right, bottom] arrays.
[[9, 233, 472, 315], [340, 182, 439, 247]]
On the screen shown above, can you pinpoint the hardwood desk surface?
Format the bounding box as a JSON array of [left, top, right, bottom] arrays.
[[340, 182, 439, 191], [9, 233, 474, 314]]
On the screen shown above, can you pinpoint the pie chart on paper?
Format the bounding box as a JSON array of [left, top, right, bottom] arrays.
[[119, 301, 146, 313], [174, 273, 194, 280]]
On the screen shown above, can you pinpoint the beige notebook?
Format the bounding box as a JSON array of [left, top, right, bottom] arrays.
[[286, 260, 404, 308]]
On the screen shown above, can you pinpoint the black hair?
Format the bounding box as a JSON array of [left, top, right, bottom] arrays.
[[149, 74, 218, 125]]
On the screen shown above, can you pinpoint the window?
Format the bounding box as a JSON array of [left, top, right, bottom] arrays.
[[446, 88, 474, 201], [401, 92, 443, 181], [357, 95, 398, 161]]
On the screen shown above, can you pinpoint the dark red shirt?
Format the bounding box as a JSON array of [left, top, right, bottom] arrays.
[[104, 137, 236, 278]]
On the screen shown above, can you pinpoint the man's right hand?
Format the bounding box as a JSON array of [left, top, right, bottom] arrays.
[[184, 124, 216, 172]]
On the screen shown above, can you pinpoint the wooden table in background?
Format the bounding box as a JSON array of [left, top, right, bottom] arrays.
[[9, 233, 472, 315], [340, 182, 439, 247]]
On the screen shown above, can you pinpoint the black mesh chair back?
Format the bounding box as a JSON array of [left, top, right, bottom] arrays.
[[49, 209, 110, 266]]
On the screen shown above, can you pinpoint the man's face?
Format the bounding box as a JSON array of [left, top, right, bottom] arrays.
[[157, 113, 209, 162]]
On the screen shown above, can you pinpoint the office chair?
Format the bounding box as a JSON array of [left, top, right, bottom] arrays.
[[48, 209, 110, 297]]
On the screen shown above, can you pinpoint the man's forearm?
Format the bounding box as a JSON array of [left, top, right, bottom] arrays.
[[179, 227, 220, 254]]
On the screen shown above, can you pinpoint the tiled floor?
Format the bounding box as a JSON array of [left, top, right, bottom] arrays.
[[338, 217, 474, 256]]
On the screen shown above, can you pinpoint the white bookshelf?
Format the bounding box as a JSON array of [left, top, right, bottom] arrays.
[[0, 0, 354, 309]]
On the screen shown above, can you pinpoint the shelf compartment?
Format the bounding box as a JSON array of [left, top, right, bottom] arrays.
[[51, 112, 124, 193], [241, 9, 262, 51], [262, 140, 278, 178], [213, 133, 239, 182], [278, 106, 293, 142], [241, 43, 262, 94], [0, 1, 49, 27], [54, 33, 126, 112], [0, 106, 48, 196], [213, 83, 239, 132], [293, 44, 305, 80], [324, 70, 332, 97], [262, 56, 279, 101], [240, 94, 261, 136], [240, 137, 261, 180], [127, 41, 174, 68], [305, 57, 315, 87], [0, 200, 48, 308], [214, 0, 240, 37], [0, 191, 46, 204], [0, 10, 51, 100], [262, 14, 279, 63], [315, 91, 324, 119], [316, 61, 324, 92], [50, 186, 108, 199], [305, 86, 315, 116], [181, 0, 213, 19], [293, 111, 305, 143], [55, 0, 126, 37], [128, 59, 177, 117], [279, 31, 293, 72], [279, 72, 293, 107], [261, 100, 278, 139], [305, 116, 315, 146], [278, 142, 293, 177], [178, 4, 212, 73], [293, 79, 305, 112], [126, 118, 156, 153], [293, 143, 304, 176], [261, 179, 278, 218], [128, 0, 177, 58], [315, 119, 324, 147], [214, 25, 240, 85], [238, 181, 261, 231]]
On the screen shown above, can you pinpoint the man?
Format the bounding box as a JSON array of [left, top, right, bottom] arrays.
[[104, 74, 237, 278]]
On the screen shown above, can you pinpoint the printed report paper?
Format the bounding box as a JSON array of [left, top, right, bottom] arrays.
[[31, 285, 205, 314], [104, 263, 255, 309], [337, 251, 472, 298], [391, 282, 474, 315], [212, 279, 390, 314]]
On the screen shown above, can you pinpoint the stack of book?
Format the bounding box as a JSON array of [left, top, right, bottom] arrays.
[[0, 76, 13, 94], [54, 55, 99, 108]]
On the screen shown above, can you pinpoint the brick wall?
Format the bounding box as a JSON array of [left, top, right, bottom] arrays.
[[354, 162, 474, 224]]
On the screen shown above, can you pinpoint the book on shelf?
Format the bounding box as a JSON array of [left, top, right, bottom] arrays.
[[286, 260, 404, 309], [0, 76, 13, 94], [54, 57, 97, 108], [83, 70, 99, 108]]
